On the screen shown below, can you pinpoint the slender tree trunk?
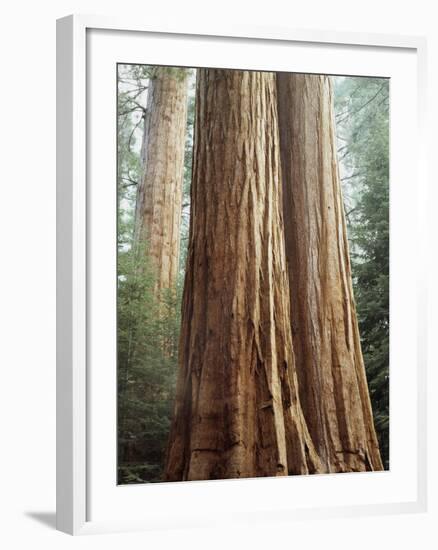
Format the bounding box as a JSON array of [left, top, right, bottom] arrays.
[[164, 69, 321, 482], [277, 73, 383, 472], [134, 67, 188, 292]]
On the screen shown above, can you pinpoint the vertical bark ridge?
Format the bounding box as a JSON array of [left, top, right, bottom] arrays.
[[165, 69, 321, 481], [277, 73, 383, 472]]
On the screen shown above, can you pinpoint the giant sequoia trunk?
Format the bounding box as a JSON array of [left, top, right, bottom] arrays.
[[276, 73, 383, 472], [164, 69, 321, 481], [134, 67, 188, 292]]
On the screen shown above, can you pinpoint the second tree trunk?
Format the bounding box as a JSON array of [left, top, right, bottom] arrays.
[[277, 73, 383, 472], [134, 67, 188, 293]]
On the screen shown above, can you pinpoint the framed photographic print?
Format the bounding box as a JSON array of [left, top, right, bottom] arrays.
[[56, 15, 427, 535]]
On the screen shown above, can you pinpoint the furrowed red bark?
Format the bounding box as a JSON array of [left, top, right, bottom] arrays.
[[277, 73, 383, 472], [164, 69, 322, 481], [134, 67, 188, 292]]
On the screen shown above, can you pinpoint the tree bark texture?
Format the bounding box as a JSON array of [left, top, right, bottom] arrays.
[[134, 67, 188, 292], [277, 73, 383, 472], [164, 69, 322, 482]]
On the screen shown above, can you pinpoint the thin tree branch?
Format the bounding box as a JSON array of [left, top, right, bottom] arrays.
[[336, 83, 387, 125], [120, 176, 138, 187], [128, 117, 144, 152], [342, 172, 362, 181]]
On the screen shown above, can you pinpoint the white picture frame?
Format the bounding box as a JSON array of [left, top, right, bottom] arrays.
[[56, 14, 428, 535]]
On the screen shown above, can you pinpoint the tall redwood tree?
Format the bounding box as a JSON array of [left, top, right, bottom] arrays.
[[165, 69, 321, 481], [134, 67, 188, 293], [277, 73, 383, 472]]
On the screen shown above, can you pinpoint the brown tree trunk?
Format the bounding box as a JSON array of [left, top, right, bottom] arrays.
[[164, 69, 322, 482], [277, 73, 383, 472], [134, 67, 188, 292]]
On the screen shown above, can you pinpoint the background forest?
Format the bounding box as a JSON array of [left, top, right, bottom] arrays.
[[117, 66, 389, 484]]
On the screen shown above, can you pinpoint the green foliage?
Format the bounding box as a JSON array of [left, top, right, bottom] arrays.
[[334, 76, 390, 468], [117, 64, 146, 249], [117, 244, 182, 483]]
